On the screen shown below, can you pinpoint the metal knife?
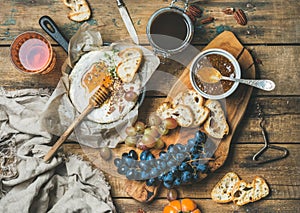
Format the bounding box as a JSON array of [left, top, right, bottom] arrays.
[[116, 0, 139, 44]]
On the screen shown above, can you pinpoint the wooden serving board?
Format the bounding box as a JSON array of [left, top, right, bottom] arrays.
[[125, 31, 255, 202]]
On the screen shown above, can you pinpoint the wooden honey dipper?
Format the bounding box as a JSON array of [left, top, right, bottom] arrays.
[[44, 77, 112, 162]]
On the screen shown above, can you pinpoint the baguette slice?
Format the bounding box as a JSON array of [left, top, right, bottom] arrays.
[[211, 172, 240, 203], [116, 48, 143, 83], [252, 176, 270, 201], [232, 177, 269, 206], [203, 100, 229, 138], [156, 103, 194, 127], [63, 0, 91, 22], [172, 90, 209, 127]]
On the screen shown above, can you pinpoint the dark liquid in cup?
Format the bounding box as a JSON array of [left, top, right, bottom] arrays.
[[19, 38, 50, 71], [150, 12, 188, 50]]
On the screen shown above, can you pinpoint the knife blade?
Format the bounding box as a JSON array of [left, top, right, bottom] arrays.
[[116, 0, 139, 44]]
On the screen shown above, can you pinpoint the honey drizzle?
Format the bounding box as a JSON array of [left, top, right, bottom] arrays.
[[82, 61, 113, 93]]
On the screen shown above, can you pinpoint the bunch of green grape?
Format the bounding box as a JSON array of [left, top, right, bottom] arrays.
[[124, 113, 178, 150]]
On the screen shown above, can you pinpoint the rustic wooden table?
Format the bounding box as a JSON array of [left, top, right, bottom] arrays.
[[0, 0, 299, 212]]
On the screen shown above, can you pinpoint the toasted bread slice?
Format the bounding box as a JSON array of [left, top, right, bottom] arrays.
[[63, 0, 91, 22], [116, 48, 143, 83], [211, 172, 240, 203], [172, 90, 209, 127], [232, 177, 269, 206], [203, 100, 229, 138], [252, 176, 270, 201]]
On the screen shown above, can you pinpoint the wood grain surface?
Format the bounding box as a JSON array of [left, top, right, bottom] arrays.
[[0, 0, 299, 212]]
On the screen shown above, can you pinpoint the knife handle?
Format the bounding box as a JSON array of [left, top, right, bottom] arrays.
[[116, 0, 125, 7]]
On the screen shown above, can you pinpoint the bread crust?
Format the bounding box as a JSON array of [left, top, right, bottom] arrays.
[[172, 90, 210, 127], [232, 176, 270, 206], [116, 48, 143, 83], [211, 172, 240, 203], [203, 100, 229, 138], [63, 0, 91, 22]]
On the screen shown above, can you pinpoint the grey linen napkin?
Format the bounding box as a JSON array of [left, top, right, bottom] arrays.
[[0, 88, 116, 213]]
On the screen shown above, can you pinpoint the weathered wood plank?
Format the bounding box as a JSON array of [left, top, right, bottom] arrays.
[[0, 0, 299, 44], [113, 199, 300, 213], [63, 144, 300, 199], [0, 46, 299, 96], [0, 46, 65, 89]]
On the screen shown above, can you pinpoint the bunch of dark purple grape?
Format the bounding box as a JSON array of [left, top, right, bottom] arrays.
[[114, 131, 212, 189]]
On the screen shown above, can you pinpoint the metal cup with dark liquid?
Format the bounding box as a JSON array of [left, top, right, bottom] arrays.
[[146, 0, 194, 57]]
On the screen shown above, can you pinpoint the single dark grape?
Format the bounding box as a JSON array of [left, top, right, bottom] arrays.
[[146, 178, 156, 186], [163, 172, 175, 183], [138, 160, 149, 171], [114, 158, 122, 167], [175, 152, 186, 162], [181, 171, 192, 183], [146, 152, 155, 161], [150, 167, 159, 177], [187, 138, 196, 147], [140, 150, 150, 161], [196, 164, 207, 172], [193, 172, 199, 180], [174, 143, 186, 152], [192, 153, 201, 160], [159, 151, 166, 157], [179, 162, 189, 171], [124, 157, 135, 167], [122, 153, 129, 158], [170, 166, 180, 178], [156, 159, 167, 171], [159, 151, 170, 161], [167, 159, 177, 168], [128, 150, 138, 160], [126, 168, 135, 180], [170, 144, 179, 154], [195, 131, 206, 143], [196, 145, 204, 152], [167, 144, 174, 152], [163, 181, 173, 189], [117, 165, 128, 175], [141, 171, 151, 180], [133, 170, 142, 180], [190, 146, 199, 154], [173, 178, 182, 186], [186, 164, 194, 173]]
